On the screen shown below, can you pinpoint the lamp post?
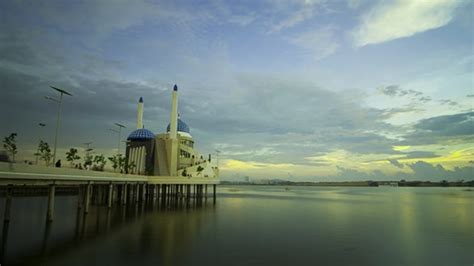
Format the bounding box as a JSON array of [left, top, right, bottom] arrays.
[[215, 149, 221, 168], [35, 123, 46, 165], [45, 86, 72, 166], [109, 123, 126, 155]]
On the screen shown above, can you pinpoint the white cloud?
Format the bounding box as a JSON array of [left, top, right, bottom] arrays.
[[352, 0, 463, 47], [269, 8, 314, 33], [289, 25, 339, 60]]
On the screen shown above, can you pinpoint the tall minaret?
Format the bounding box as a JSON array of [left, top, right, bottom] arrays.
[[136, 97, 144, 129], [169, 85, 178, 139], [169, 85, 179, 176]]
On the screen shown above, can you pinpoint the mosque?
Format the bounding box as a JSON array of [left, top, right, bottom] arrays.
[[125, 85, 219, 179]]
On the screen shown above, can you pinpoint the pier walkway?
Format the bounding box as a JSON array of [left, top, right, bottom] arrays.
[[0, 162, 218, 222]]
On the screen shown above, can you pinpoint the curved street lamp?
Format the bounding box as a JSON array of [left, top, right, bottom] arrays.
[[45, 85, 72, 166]]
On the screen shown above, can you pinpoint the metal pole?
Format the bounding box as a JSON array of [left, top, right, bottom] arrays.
[[118, 127, 121, 155], [52, 93, 63, 165]]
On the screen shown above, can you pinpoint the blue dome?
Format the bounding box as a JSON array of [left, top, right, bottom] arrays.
[[167, 118, 190, 133], [127, 128, 155, 141]]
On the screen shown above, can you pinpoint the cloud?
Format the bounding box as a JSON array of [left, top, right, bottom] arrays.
[[439, 99, 458, 106], [352, 0, 463, 47], [227, 14, 257, 26], [336, 161, 473, 181], [269, 8, 314, 33], [264, 0, 329, 33], [288, 25, 339, 60], [401, 112, 474, 145], [378, 85, 423, 97], [388, 159, 403, 168]]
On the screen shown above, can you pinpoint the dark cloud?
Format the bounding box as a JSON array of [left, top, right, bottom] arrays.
[[404, 151, 440, 159], [378, 85, 423, 98], [418, 96, 431, 103], [401, 112, 474, 145], [439, 99, 458, 106], [335, 161, 473, 181], [388, 159, 403, 168]]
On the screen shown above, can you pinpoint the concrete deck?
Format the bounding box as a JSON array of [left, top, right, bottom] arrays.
[[0, 162, 219, 185]]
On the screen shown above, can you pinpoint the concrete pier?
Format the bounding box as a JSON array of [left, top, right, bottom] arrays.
[[47, 184, 55, 221], [0, 168, 219, 223], [107, 183, 113, 208], [84, 182, 91, 214]]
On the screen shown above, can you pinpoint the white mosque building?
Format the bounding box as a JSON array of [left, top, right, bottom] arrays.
[[125, 85, 219, 179]]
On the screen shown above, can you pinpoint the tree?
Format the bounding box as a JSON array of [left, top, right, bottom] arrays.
[[118, 155, 127, 173], [182, 169, 187, 177], [126, 161, 136, 174], [66, 148, 81, 167], [196, 165, 204, 176], [37, 140, 52, 166], [92, 154, 107, 171], [83, 154, 93, 169], [2, 133, 18, 162], [108, 154, 120, 172]]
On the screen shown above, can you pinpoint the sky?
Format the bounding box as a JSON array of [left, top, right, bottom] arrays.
[[0, 0, 472, 181]]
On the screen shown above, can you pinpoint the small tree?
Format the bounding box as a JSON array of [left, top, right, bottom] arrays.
[[118, 155, 127, 173], [38, 140, 52, 166], [196, 165, 204, 176], [108, 154, 120, 172], [92, 154, 107, 171], [182, 169, 187, 177], [126, 161, 136, 174], [66, 148, 81, 167], [3, 133, 18, 162], [83, 154, 93, 169]]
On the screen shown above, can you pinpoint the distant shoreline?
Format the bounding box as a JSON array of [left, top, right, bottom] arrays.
[[221, 180, 474, 187]]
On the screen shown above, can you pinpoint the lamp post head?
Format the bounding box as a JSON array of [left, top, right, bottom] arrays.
[[50, 85, 72, 96], [115, 123, 126, 129]]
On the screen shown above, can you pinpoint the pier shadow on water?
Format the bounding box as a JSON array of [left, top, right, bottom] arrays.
[[0, 194, 214, 265]]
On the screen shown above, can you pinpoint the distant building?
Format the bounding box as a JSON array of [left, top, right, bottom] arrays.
[[125, 85, 219, 178]]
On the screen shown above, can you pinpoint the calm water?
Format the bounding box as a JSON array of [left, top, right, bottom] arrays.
[[0, 186, 472, 265]]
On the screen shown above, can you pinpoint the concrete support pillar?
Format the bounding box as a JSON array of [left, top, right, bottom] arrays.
[[3, 185, 13, 223], [205, 184, 208, 199], [135, 183, 140, 202], [77, 186, 83, 211], [122, 183, 128, 205], [97, 185, 102, 205], [213, 184, 216, 204], [107, 183, 113, 208], [47, 184, 56, 221], [84, 182, 91, 214]]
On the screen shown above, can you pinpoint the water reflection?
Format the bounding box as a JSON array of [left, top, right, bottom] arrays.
[[0, 195, 215, 265], [0, 187, 472, 266]]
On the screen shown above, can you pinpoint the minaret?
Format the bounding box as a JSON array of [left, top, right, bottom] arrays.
[[169, 85, 178, 139], [136, 97, 144, 129], [169, 85, 179, 176]]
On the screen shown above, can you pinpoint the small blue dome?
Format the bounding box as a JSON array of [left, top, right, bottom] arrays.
[[167, 118, 190, 133], [127, 128, 155, 141]]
